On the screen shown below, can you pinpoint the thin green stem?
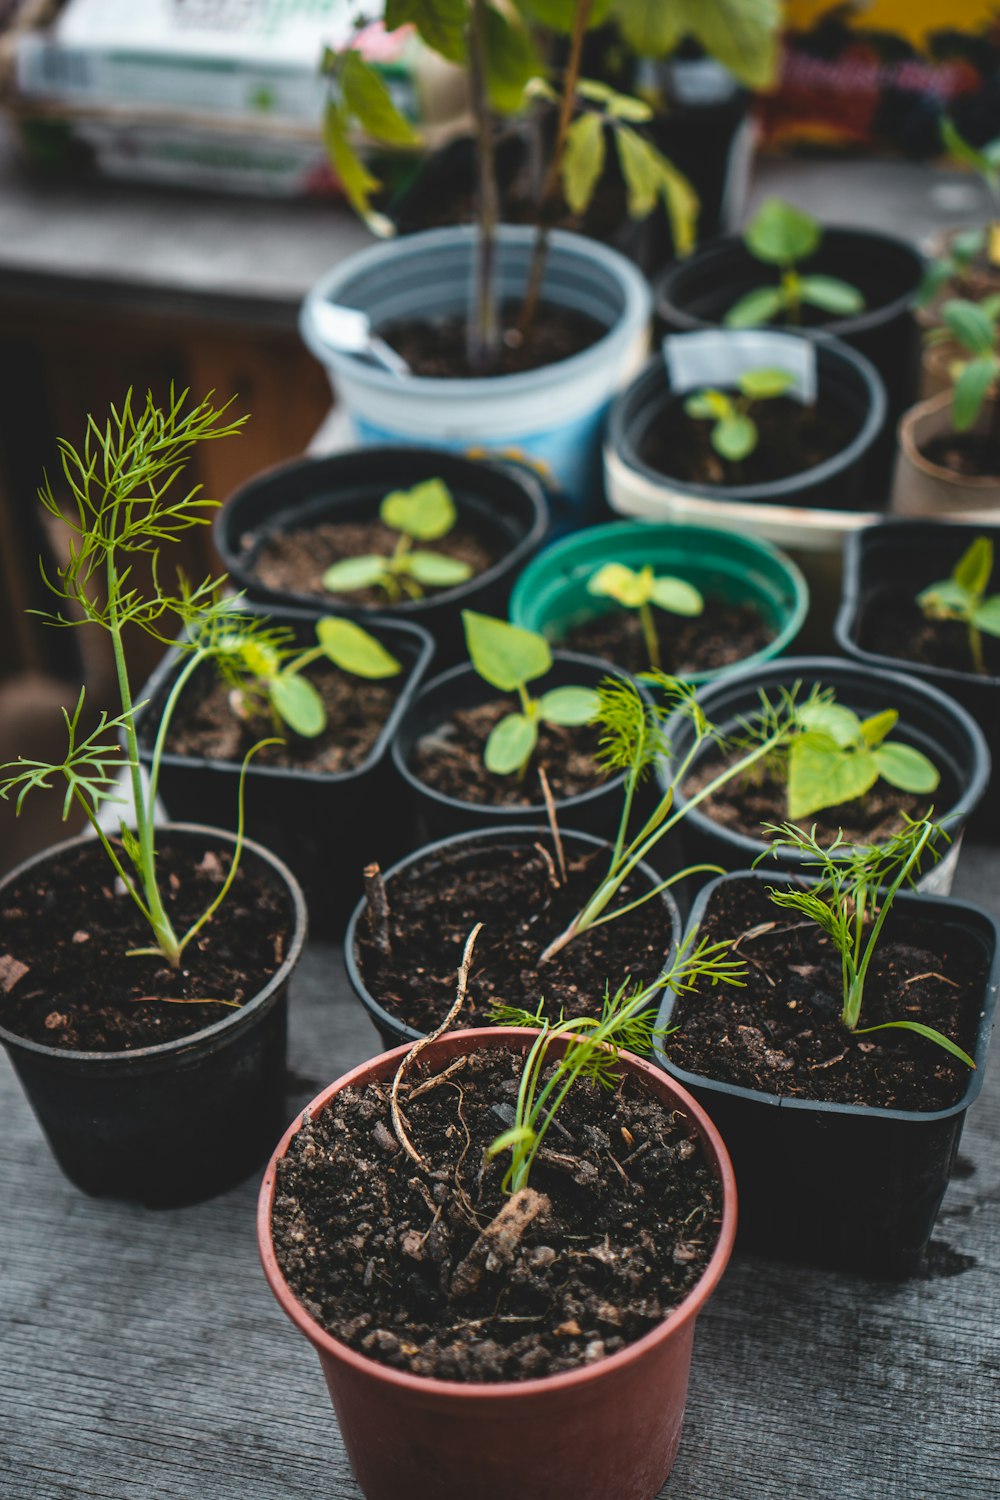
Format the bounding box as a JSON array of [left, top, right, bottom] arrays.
[[847, 826, 931, 1029], [639, 601, 661, 671], [70, 785, 152, 926]]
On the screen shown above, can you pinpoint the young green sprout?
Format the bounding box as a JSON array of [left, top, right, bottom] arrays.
[[213, 616, 401, 738], [586, 562, 703, 671], [463, 610, 598, 777], [926, 295, 1000, 432], [683, 366, 795, 465], [725, 198, 865, 328], [487, 932, 746, 1195], [940, 118, 1000, 266], [918, 535, 1000, 676], [0, 388, 275, 972], [760, 819, 975, 1069], [321, 479, 472, 602], [782, 695, 940, 821]]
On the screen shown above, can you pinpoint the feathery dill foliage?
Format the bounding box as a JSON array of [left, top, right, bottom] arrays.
[[488, 931, 746, 1195], [0, 388, 282, 971], [758, 818, 975, 1068]]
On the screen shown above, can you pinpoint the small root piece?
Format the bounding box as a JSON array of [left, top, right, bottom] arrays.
[[363, 863, 393, 957], [532, 842, 561, 891], [902, 971, 959, 989], [537, 765, 567, 883], [450, 1187, 552, 1298]]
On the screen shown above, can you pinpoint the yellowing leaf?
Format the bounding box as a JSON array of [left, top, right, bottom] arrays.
[[562, 112, 606, 217], [340, 50, 420, 146]]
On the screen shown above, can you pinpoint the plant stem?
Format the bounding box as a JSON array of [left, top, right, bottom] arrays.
[[639, 601, 661, 671], [516, 0, 592, 341], [466, 0, 500, 373], [845, 824, 931, 1029], [970, 623, 985, 676]]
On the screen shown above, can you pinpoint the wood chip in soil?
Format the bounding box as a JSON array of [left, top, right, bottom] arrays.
[[357, 844, 671, 1032], [665, 879, 984, 1110], [561, 601, 773, 678], [0, 838, 291, 1051], [271, 1047, 721, 1381]]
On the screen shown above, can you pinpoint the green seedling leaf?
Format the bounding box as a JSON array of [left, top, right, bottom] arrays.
[[724, 284, 786, 327], [538, 685, 600, 725], [270, 673, 326, 737], [380, 478, 457, 541], [855, 1019, 975, 1069], [464, 611, 552, 693], [973, 595, 1000, 636], [680, 0, 780, 89], [940, 116, 992, 179], [322, 555, 387, 592], [684, 389, 730, 419], [918, 578, 972, 615], [611, 0, 682, 56], [859, 708, 898, 748], [956, 536, 996, 594], [384, 0, 466, 61], [323, 102, 391, 236], [713, 413, 756, 461], [650, 576, 704, 615], [588, 561, 653, 607], [485, 712, 538, 775], [872, 741, 941, 795], [738, 366, 794, 400], [787, 739, 879, 819], [613, 129, 698, 254], [484, 5, 542, 114], [514, 0, 611, 33], [562, 112, 607, 217], [339, 49, 419, 146], [943, 298, 997, 355], [408, 550, 474, 586], [486, 1124, 536, 1156], [796, 700, 860, 748], [952, 354, 998, 431], [797, 274, 866, 316], [744, 197, 820, 266], [316, 617, 401, 679], [581, 80, 651, 122]]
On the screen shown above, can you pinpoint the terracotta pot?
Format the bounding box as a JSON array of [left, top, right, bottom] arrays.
[[891, 390, 1000, 520], [258, 1028, 736, 1500]]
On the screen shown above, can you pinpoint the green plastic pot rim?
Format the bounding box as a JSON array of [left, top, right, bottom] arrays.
[[654, 870, 1000, 1124], [508, 518, 810, 686], [0, 822, 307, 1070], [257, 1025, 737, 1400]]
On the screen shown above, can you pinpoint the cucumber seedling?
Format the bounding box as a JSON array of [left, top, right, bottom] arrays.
[[683, 366, 796, 466], [918, 535, 1000, 676], [725, 198, 865, 328], [322, 478, 473, 602], [586, 561, 703, 671]]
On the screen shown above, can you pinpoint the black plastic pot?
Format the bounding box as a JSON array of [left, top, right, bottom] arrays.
[[133, 605, 434, 936], [661, 656, 991, 895], [0, 824, 307, 1207], [214, 447, 549, 665], [344, 825, 681, 1049], [653, 869, 1000, 1276], [391, 653, 640, 847], [607, 337, 886, 513], [836, 521, 1000, 830], [654, 225, 924, 493]]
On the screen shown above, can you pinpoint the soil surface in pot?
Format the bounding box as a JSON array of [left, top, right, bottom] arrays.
[[0, 837, 289, 1050], [920, 431, 1000, 480], [156, 659, 402, 774], [641, 396, 856, 487], [858, 591, 1000, 678], [381, 303, 605, 379], [271, 1046, 720, 1381], [251, 517, 498, 608], [665, 880, 984, 1109], [562, 602, 773, 677], [357, 843, 668, 1031], [411, 701, 607, 806], [684, 746, 935, 847]]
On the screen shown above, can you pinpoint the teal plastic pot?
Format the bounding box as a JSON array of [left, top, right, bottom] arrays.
[[508, 520, 808, 687]]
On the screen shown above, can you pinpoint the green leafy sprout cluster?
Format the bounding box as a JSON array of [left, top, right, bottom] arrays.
[[322, 478, 473, 602], [586, 561, 703, 671], [920, 117, 1000, 306], [462, 611, 598, 777], [925, 294, 1000, 433], [918, 535, 1000, 677], [761, 819, 975, 1069], [726, 198, 866, 329], [683, 366, 795, 465]]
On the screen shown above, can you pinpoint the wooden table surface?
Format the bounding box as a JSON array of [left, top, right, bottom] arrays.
[[2, 837, 997, 1500]]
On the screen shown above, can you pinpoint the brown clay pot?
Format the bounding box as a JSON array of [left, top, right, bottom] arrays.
[[258, 1027, 737, 1500], [890, 390, 1000, 520]]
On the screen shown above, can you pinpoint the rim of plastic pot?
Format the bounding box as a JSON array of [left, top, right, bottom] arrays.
[[214, 447, 550, 618], [389, 652, 639, 821], [654, 226, 925, 342], [607, 338, 887, 505], [135, 605, 436, 788], [299, 224, 653, 399], [835, 519, 1000, 689], [653, 869, 1000, 1122], [508, 519, 809, 686], [258, 1025, 737, 1398], [0, 823, 307, 1070], [662, 654, 991, 865], [344, 824, 683, 1045]]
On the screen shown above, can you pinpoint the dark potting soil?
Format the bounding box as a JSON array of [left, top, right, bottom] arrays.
[[158, 658, 402, 774], [562, 601, 773, 677], [271, 1047, 720, 1381], [357, 844, 669, 1032], [381, 303, 605, 379], [665, 879, 984, 1109], [251, 517, 497, 608], [858, 591, 1000, 679], [410, 700, 607, 806], [921, 432, 1000, 480], [0, 838, 289, 1050], [641, 396, 856, 487], [684, 749, 931, 847]]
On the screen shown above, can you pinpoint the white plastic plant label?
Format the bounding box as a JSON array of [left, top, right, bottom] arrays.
[[663, 329, 818, 405]]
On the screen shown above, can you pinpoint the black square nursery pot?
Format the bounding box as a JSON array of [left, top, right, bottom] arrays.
[[133, 605, 434, 935], [653, 871, 1000, 1277], [213, 447, 549, 665]]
